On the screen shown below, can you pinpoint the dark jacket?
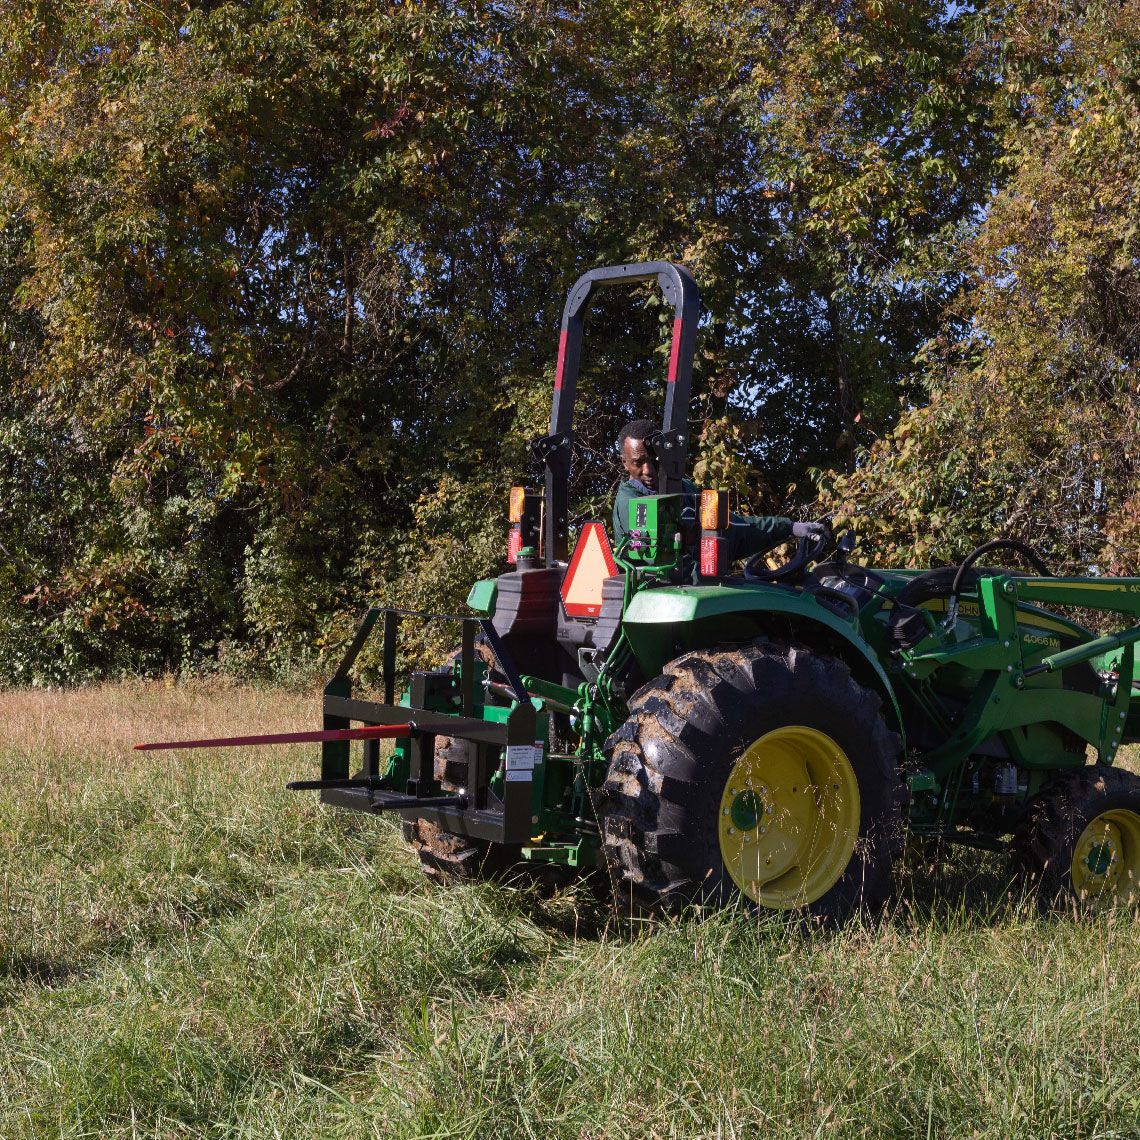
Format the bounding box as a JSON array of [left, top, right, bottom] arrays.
[[612, 478, 793, 564]]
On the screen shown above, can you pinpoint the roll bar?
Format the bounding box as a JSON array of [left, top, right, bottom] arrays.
[[531, 261, 700, 564]]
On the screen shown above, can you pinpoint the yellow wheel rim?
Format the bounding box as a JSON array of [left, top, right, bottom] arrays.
[[1070, 809, 1140, 906], [717, 726, 860, 909]]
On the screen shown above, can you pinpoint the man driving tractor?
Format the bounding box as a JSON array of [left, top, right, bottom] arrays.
[[612, 417, 827, 562]]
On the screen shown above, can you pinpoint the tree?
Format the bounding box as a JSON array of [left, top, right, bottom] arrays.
[[820, 0, 1140, 576], [0, 0, 1006, 681]]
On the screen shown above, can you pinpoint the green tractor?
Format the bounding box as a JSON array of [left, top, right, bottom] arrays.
[[291, 261, 1140, 921]]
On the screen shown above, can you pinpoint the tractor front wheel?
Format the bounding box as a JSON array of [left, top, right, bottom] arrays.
[[1013, 767, 1140, 908], [601, 641, 904, 923]]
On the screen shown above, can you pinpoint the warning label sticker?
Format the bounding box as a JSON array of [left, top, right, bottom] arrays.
[[505, 744, 534, 782], [504, 741, 543, 783]]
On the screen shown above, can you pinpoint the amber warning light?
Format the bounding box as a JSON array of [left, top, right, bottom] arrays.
[[508, 486, 526, 523], [700, 489, 730, 531]]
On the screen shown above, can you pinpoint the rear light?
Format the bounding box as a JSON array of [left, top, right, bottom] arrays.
[[508, 486, 526, 523], [700, 535, 726, 578], [507, 525, 523, 564], [700, 489, 729, 531]]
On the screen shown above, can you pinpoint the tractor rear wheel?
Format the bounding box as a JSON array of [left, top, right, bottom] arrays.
[[601, 640, 904, 923], [1012, 767, 1140, 908]]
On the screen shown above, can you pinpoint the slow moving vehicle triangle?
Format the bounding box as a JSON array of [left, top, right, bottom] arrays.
[[561, 522, 618, 617]]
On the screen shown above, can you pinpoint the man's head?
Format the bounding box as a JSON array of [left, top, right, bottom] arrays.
[[618, 419, 659, 491]]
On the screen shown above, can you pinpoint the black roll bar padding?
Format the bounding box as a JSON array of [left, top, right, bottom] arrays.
[[538, 261, 701, 565]]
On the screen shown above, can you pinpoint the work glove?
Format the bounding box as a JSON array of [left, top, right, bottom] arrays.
[[791, 520, 830, 544]]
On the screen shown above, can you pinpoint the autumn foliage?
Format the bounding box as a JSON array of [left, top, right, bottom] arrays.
[[0, 0, 1136, 682]]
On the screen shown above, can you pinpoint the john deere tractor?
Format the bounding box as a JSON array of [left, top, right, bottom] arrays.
[[278, 262, 1140, 921]]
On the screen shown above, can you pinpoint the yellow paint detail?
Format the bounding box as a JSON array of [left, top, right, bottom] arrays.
[[1040, 581, 1122, 591], [1070, 809, 1140, 906], [1018, 617, 1082, 636], [918, 596, 1081, 638], [717, 726, 860, 909]]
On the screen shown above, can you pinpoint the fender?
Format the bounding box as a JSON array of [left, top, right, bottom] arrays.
[[622, 582, 906, 744]]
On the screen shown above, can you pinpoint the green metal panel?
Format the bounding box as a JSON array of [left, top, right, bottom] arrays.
[[624, 494, 683, 571], [482, 700, 549, 829], [466, 577, 498, 614]]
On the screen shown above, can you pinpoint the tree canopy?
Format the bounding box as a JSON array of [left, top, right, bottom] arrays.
[[822, 0, 1140, 574], [0, 0, 1136, 683]]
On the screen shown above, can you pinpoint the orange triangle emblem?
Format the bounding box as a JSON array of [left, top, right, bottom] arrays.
[[561, 522, 619, 618]]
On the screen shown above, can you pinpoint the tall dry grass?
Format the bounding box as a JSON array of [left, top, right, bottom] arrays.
[[1, 683, 1139, 1139]]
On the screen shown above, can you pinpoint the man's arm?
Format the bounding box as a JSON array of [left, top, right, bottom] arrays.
[[725, 510, 794, 562], [612, 480, 635, 545], [679, 478, 794, 562]]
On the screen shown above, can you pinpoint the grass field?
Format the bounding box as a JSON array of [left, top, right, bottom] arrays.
[[2, 682, 1140, 1139]]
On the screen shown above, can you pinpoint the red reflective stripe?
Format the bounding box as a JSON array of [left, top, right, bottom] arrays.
[[666, 317, 682, 384], [553, 328, 568, 390], [135, 724, 421, 751]]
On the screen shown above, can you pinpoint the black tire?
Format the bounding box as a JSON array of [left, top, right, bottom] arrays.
[[601, 640, 905, 923], [1012, 766, 1140, 908]]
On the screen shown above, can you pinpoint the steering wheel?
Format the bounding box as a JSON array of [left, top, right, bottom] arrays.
[[743, 530, 831, 583]]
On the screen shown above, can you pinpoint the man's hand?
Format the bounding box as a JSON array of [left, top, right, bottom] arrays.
[[792, 521, 830, 544]]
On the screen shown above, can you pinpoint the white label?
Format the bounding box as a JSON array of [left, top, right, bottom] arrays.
[[505, 744, 534, 781]]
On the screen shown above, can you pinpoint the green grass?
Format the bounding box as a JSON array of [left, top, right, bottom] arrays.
[[3, 682, 1140, 1139]]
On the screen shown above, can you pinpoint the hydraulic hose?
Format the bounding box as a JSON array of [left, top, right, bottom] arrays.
[[944, 538, 1053, 632], [950, 538, 1053, 598]]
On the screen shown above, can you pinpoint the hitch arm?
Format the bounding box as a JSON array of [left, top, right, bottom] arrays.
[[283, 777, 468, 812]]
